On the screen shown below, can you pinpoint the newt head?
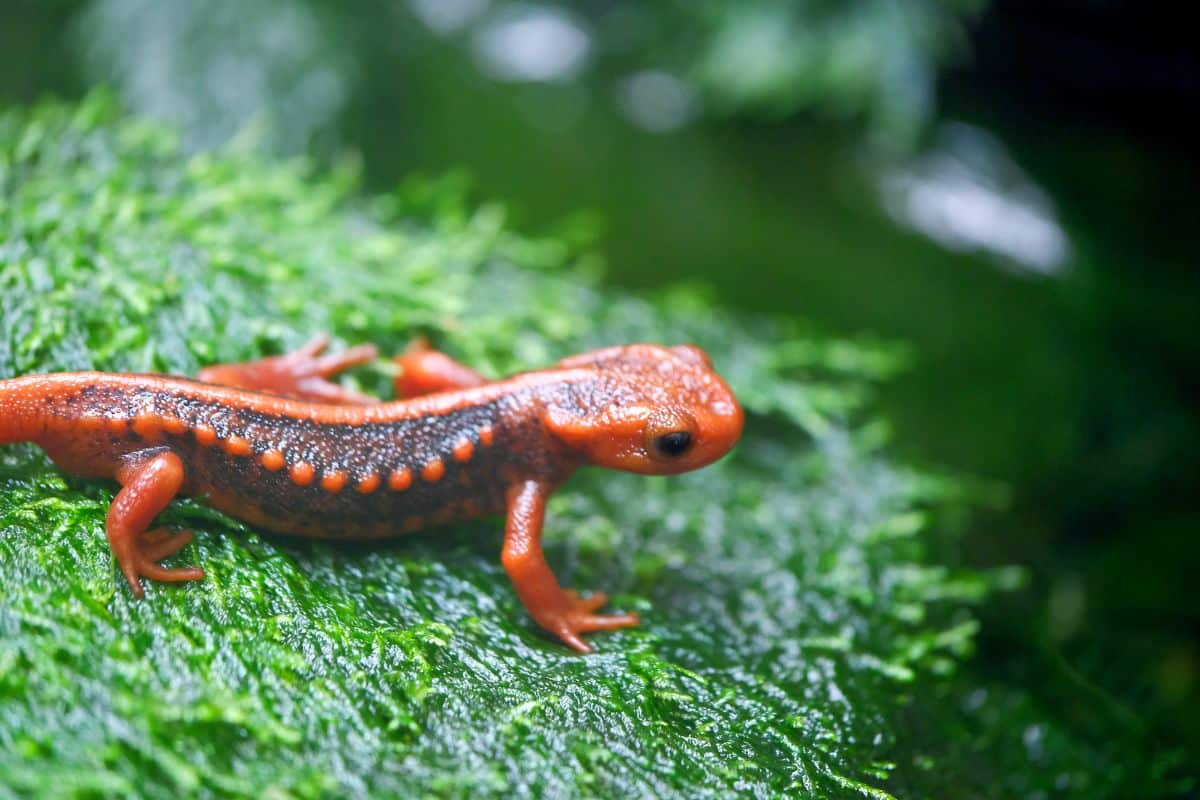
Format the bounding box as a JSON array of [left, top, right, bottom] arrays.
[[541, 344, 744, 475]]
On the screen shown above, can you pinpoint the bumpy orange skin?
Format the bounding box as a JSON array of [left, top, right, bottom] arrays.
[[0, 337, 743, 651]]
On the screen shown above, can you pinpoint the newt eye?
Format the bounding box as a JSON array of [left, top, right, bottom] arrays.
[[645, 409, 698, 463], [653, 431, 692, 458]]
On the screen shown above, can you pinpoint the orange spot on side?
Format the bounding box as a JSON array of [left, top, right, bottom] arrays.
[[261, 449, 285, 471], [320, 470, 347, 493], [194, 424, 217, 446], [479, 426, 494, 447], [161, 415, 187, 435], [402, 516, 424, 533], [452, 439, 474, 463], [422, 458, 445, 483], [388, 467, 413, 491], [132, 413, 162, 441], [290, 461, 315, 486], [106, 416, 129, 434], [356, 473, 381, 494], [224, 434, 251, 457]]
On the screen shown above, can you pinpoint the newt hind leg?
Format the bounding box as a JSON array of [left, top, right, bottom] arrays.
[[198, 334, 490, 403], [196, 335, 379, 404], [107, 450, 204, 596]]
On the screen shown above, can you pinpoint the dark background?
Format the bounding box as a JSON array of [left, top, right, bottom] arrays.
[[3, 0, 1198, 779]]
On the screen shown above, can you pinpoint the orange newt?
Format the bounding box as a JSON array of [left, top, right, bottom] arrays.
[[0, 337, 743, 651]]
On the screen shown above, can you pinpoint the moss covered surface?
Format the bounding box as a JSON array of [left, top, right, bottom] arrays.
[[0, 97, 1182, 798]]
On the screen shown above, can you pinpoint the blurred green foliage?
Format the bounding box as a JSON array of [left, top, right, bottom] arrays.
[[67, 0, 983, 153], [636, 0, 983, 144]]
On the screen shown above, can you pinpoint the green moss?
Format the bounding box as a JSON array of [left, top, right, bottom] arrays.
[[0, 96, 1177, 799]]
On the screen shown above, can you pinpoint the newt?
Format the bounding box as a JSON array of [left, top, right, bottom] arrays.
[[0, 337, 743, 651]]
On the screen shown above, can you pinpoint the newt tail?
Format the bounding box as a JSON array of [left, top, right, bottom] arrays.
[[0, 337, 743, 652]]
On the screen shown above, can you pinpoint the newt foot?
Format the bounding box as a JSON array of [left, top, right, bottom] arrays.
[[117, 528, 205, 597], [542, 589, 640, 653]]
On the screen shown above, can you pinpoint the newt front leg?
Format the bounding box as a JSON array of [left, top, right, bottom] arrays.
[[501, 479, 639, 652], [199, 335, 489, 402], [393, 338, 488, 398]]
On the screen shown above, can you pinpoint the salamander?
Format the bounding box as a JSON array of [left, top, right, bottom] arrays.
[[0, 337, 743, 651]]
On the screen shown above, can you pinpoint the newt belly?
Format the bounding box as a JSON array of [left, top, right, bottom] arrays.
[[0, 337, 743, 651]]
